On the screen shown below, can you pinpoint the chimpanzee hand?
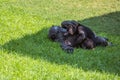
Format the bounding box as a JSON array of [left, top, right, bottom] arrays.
[[60, 43, 74, 53]]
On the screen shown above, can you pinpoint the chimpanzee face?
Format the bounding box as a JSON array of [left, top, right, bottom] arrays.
[[48, 26, 67, 42], [61, 20, 79, 35]]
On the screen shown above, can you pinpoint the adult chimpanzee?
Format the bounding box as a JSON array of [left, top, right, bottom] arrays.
[[61, 20, 109, 47]]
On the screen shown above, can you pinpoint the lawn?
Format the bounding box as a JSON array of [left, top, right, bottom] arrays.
[[0, 0, 120, 80]]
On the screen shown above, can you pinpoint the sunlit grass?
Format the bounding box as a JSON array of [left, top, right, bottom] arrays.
[[0, 0, 120, 80]]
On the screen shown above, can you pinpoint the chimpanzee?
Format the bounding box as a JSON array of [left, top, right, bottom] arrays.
[[61, 20, 96, 43], [48, 25, 67, 42], [61, 20, 109, 47]]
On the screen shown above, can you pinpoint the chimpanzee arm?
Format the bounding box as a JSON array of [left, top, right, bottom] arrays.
[[75, 29, 86, 45], [60, 41, 74, 53]]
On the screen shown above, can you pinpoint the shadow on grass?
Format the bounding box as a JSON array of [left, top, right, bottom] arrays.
[[2, 11, 120, 75]]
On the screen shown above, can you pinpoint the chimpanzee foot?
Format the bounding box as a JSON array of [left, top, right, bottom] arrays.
[[108, 42, 116, 46], [103, 37, 109, 41]]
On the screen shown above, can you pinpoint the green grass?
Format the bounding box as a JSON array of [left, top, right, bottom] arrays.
[[0, 0, 120, 80]]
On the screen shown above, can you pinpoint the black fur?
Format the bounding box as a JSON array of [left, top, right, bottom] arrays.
[[61, 20, 96, 44], [61, 20, 110, 48], [48, 21, 112, 53]]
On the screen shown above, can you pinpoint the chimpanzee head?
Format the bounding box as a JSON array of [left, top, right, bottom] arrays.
[[48, 25, 67, 42], [61, 20, 79, 35]]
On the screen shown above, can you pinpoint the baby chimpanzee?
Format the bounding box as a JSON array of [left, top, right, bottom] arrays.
[[48, 25, 67, 42]]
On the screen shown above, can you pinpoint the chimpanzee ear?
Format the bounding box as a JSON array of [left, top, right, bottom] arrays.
[[52, 25, 54, 27]]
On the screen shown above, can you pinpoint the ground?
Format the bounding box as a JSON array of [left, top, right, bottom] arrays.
[[0, 0, 120, 80]]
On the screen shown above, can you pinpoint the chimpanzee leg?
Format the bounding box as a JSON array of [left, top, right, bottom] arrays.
[[95, 36, 108, 46]]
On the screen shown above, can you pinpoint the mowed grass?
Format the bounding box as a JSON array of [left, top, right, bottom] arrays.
[[0, 0, 120, 80]]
